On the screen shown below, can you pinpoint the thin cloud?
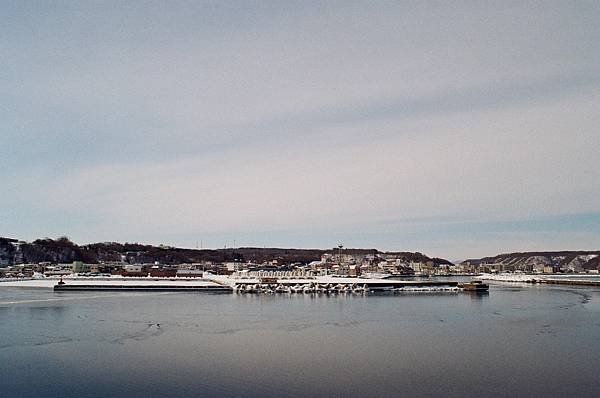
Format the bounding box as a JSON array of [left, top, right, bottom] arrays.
[[1, 1, 599, 258]]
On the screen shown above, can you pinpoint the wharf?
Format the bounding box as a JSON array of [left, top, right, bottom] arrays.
[[45, 275, 465, 293], [54, 284, 232, 292], [53, 278, 233, 292]]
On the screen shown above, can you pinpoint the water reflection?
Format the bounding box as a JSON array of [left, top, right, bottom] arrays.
[[465, 291, 490, 300]]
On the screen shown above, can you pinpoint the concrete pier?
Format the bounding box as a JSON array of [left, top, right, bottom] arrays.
[[52, 278, 233, 292], [54, 284, 232, 292]]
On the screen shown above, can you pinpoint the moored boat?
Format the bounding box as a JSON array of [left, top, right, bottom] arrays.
[[458, 280, 489, 292]]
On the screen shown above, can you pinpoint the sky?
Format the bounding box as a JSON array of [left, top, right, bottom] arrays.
[[1, 1, 599, 260]]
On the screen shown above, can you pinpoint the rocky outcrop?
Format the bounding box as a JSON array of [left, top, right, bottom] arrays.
[[461, 251, 600, 272]]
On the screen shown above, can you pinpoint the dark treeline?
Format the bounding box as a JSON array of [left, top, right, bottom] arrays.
[[0, 237, 451, 266]]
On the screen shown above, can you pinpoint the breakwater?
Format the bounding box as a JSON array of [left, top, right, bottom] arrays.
[[53, 284, 232, 292]]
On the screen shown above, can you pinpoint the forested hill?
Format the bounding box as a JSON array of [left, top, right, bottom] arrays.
[[0, 237, 452, 266]]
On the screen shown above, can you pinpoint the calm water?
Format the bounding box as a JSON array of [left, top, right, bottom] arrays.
[[1, 283, 600, 397]]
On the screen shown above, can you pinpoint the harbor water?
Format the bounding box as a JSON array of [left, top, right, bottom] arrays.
[[1, 282, 600, 397]]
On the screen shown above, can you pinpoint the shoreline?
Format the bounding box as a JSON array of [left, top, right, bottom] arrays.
[[481, 273, 600, 286]]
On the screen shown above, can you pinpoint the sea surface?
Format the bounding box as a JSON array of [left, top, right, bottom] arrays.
[[1, 282, 600, 397]]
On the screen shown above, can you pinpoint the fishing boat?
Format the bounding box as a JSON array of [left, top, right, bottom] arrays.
[[458, 280, 489, 292]]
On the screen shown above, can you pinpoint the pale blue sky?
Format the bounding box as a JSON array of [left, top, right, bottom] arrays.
[[2, 1, 599, 259]]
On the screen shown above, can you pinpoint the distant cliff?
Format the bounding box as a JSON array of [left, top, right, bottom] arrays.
[[461, 251, 600, 272], [0, 237, 452, 267]]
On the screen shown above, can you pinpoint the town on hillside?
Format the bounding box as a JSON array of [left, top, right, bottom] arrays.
[[1, 237, 461, 279]]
